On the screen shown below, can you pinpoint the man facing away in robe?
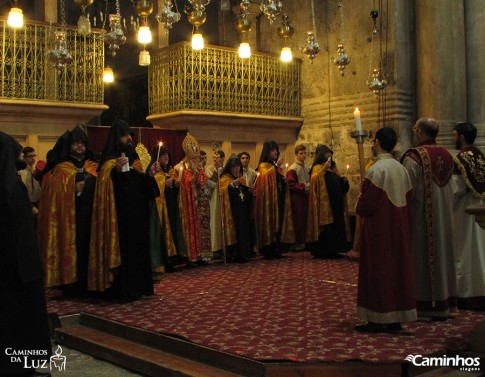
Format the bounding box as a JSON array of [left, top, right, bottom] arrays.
[[88, 119, 160, 301], [254, 140, 294, 259], [38, 126, 98, 295], [451, 122, 485, 310], [401, 117, 457, 320], [355, 127, 417, 333], [286, 144, 310, 250]]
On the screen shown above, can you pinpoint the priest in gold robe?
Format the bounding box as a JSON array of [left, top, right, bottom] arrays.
[[88, 119, 160, 300], [38, 126, 98, 295], [254, 140, 294, 259]]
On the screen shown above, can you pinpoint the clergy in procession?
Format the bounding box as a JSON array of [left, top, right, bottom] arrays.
[[306, 145, 350, 258], [238, 151, 257, 188], [205, 149, 225, 255], [401, 117, 457, 320], [451, 122, 485, 309], [38, 126, 98, 295], [147, 144, 178, 275], [88, 119, 160, 301], [219, 154, 255, 262], [286, 144, 310, 250], [254, 140, 294, 259], [355, 127, 416, 333], [178, 132, 212, 264]]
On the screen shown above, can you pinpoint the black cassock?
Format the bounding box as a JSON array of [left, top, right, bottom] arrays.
[[109, 167, 159, 300]]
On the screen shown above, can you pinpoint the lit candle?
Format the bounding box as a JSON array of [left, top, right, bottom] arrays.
[[253, 172, 260, 187], [156, 141, 163, 162], [346, 164, 350, 171], [354, 107, 362, 133]]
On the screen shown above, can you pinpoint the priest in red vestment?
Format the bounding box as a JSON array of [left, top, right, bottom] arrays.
[[355, 127, 417, 332]]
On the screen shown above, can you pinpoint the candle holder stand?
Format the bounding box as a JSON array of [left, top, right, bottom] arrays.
[[350, 130, 370, 179]]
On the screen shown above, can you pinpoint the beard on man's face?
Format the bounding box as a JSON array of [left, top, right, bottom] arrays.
[[15, 159, 27, 171], [455, 139, 462, 151], [118, 140, 133, 154]]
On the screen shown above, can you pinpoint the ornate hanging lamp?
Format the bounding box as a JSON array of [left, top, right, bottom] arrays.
[[259, 0, 282, 24], [332, 0, 350, 76], [300, 0, 320, 63], [156, 0, 181, 31], [277, 14, 294, 62], [47, 0, 72, 72], [235, 0, 252, 59], [104, 0, 126, 57], [74, 0, 94, 35], [366, 9, 387, 95], [7, 0, 23, 28], [186, 0, 211, 50]]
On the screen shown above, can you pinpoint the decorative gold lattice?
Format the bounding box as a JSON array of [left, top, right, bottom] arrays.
[[148, 42, 301, 118], [0, 20, 104, 104]]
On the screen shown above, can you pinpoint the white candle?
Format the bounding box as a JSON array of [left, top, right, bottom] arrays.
[[253, 172, 260, 187], [354, 107, 362, 133], [156, 141, 163, 161]]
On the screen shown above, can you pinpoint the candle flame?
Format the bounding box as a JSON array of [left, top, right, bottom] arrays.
[[355, 107, 359, 111], [346, 164, 350, 170], [159, 141, 162, 146]]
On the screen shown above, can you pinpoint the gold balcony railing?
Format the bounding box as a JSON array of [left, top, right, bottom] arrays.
[[149, 42, 301, 118], [0, 20, 104, 104]]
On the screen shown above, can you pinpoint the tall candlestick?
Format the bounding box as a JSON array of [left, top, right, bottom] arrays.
[[354, 107, 362, 133], [156, 141, 163, 161]]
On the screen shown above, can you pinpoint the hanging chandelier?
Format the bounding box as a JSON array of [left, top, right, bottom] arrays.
[[277, 14, 294, 62], [332, 0, 350, 75], [366, 9, 387, 95], [236, 0, 252, 59], [47, 0, 72, 72], [259, 0, 282, 24], [7, 0, 23, 29], [300, 0, 320, 63], [186, 0, 211, 50], [156, 0, 181, 31]]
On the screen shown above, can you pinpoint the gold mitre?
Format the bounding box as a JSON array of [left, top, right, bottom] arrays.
[[182, 132, 200, 159]]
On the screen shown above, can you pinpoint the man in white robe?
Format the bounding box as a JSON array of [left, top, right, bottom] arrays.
[[401, 117, 457, 320], [205, 150, 225, 253], [451, 122, 485, 310]]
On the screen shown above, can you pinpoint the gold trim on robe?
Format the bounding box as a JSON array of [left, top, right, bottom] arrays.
[[88, 159, 120, 292], [306, 164, 333, 242], [38, 160, 98, 288], [153, 172, 177, 270], [219, 174, 239, 247], [254, 162, 295, 247]]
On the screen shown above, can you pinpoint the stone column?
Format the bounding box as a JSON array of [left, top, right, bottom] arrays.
[[414, 1, 467, 149], [465, 0, 485, 152], [35, 0, 58, 23]]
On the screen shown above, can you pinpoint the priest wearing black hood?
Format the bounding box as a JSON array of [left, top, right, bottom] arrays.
[[0, 131, 51, 375], [88, 119, 160, 301], [37, 125, 98, 295], [219, 154, 255, 262], [306, 144, 351, 258], [254, 141, 294, 259]]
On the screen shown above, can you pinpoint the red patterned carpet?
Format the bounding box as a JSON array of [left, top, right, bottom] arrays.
[[46, 252, 484, 363]]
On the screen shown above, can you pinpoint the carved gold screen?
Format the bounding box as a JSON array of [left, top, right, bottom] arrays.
[[0, 20, 104, 104], [149, 42, 301, 117]]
